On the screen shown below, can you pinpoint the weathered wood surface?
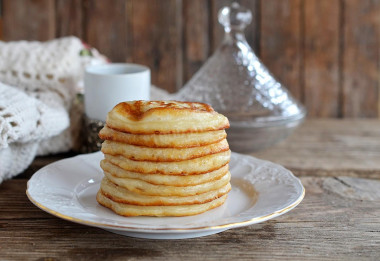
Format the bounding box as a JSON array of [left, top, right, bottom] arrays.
[[303, 0, 340, 117], [131, 0, 183, 93], [260, 0, 303, 101], [2, 0, 55, 41], [84, 0, 129, 63], [253, 119, 380, 177], [342, 0, 380, 117], [1, 119, 380, 260], [1, 177, 379, 260], [55, 0, 84, 38], [0, 0, 380, 117], [183, 0, 210, 84], [323, 176, 380, 201]]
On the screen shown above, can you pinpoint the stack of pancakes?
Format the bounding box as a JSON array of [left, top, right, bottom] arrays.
[[96, 100, 231, 216]]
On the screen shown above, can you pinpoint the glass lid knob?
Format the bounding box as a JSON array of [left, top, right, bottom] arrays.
[[218, 2, 252, 31]]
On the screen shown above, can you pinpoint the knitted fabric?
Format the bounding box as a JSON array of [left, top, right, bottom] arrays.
[[0, 37, 107, 183]]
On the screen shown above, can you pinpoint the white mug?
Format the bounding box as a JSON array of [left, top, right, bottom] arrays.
[[84, 63, 150, 121]]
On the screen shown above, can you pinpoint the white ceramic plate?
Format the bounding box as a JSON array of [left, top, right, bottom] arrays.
[[26, 152, 304, 239]]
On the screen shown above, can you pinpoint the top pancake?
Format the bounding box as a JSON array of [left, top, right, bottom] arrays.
[[106, 100, 230, 134]]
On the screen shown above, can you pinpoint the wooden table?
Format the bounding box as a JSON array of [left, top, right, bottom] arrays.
[[1, 119, 380, 260]]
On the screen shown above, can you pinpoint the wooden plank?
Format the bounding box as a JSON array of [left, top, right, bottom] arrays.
[[55, 0, 83, 38], [323, 176, 380, 201], [84, 0, 128, 62], [303, 0, 340, 117], [182, 0, 210, 84], [1, 176, 380, 259], [2, 0, 55, 41], [0, 180, 48, 219], [210, 0, 260, 53], [0, 6, 3, 40], [260, 0, 303, 100], [130, 0, 182, 93], [342, 0, 380, 117], [252, 119, 380, 175]]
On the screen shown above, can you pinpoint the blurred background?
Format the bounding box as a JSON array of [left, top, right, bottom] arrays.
[[0, 0, 379, 118]]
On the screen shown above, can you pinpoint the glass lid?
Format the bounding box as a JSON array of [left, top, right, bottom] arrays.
[[177, 2, 306, 126]]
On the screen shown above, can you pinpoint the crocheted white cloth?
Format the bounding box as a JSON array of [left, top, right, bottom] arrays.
[[0, 37, 107, 183]]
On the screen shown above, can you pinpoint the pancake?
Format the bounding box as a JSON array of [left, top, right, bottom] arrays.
[[106, 100, 230, 134], [103, 171, 231, 197], [101, 139, 229, 162], [97, 100, 231, 217], [100, 160, 229, 186], [96, 190, 228, 217], [99, 126, 227, 148], [104, 150, 231, 175], [100, 177, 231, 206]]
